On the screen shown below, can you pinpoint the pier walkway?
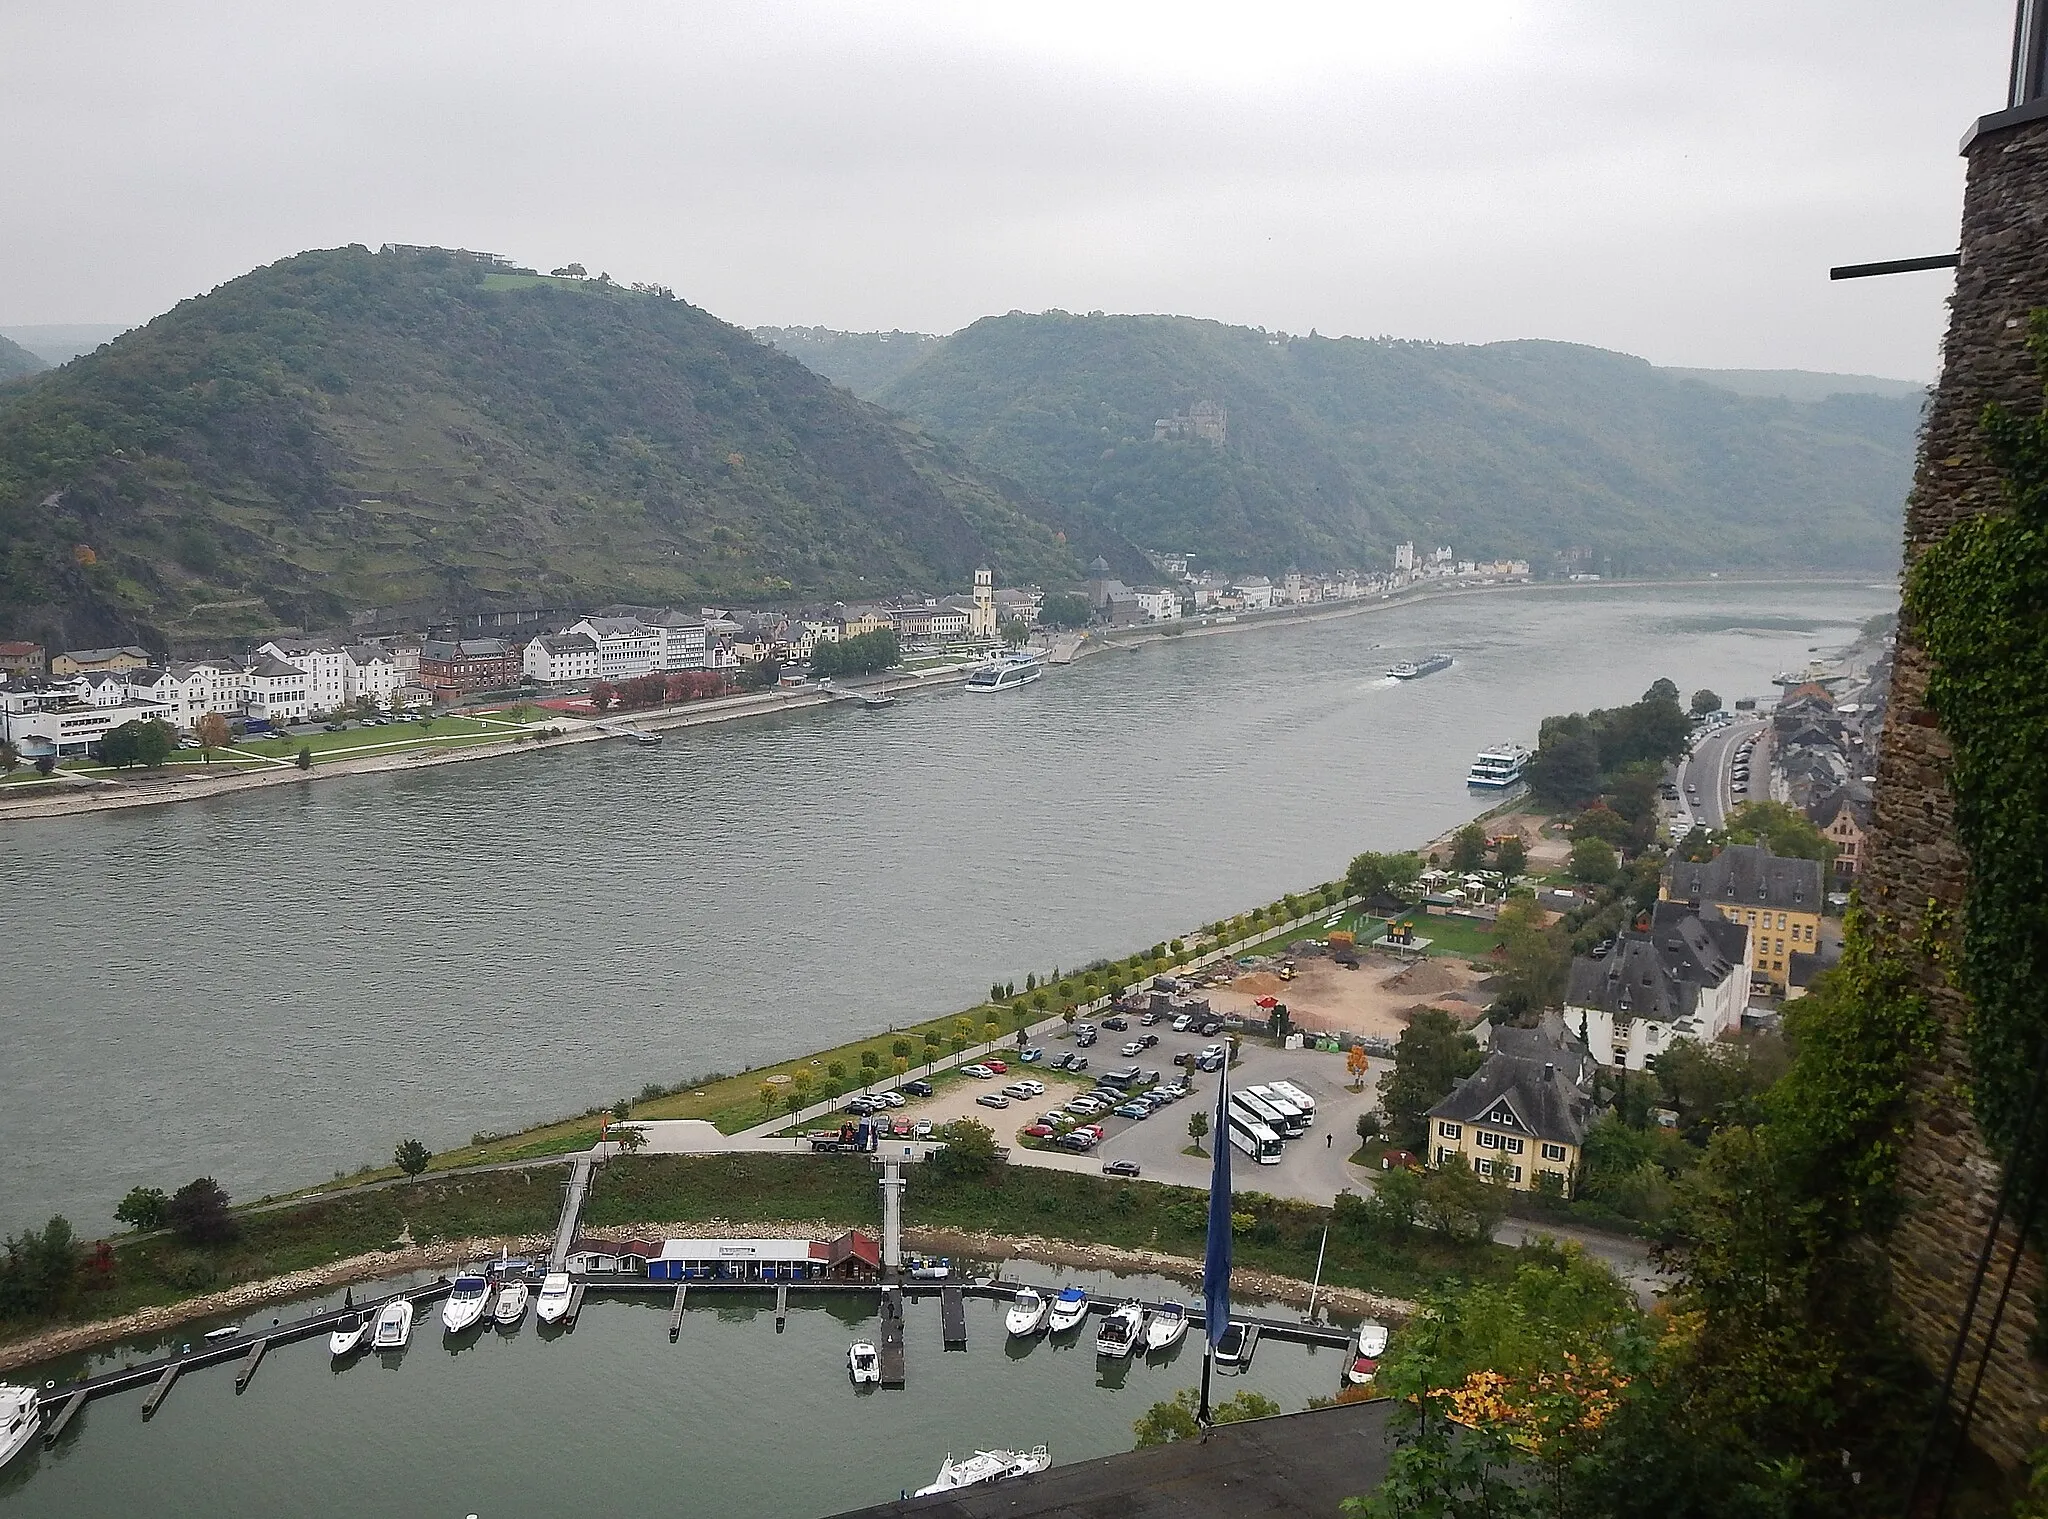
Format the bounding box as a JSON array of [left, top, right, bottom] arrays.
[[548, 1155, 594, 1272]]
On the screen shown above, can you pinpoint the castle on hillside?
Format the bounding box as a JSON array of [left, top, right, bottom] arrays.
[[1153, 400, 1227, 444]]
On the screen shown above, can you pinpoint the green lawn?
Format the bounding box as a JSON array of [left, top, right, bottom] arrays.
[[224, 716, 524, 765], [1412, 914, 1503, 959]]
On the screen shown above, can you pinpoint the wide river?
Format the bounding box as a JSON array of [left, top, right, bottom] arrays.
[[1, 580, 1892, 1234]]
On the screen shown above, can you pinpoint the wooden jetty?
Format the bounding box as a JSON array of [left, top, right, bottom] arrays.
[[41, 1389, 85, 1445], [775, 1282, 789, 1332], [668, 1284, 687, 1339], [563, 1283, 586, 1326], [139, 1361, 180, 1419], [548, 1155, 595, 1272], [877, 1288, 906, 1387], [939, 1286, 967, 1348], [233, 1337, 268, 1393]]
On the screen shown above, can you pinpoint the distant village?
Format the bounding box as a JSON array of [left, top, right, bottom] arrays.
[[0, 542, 1528, 759]]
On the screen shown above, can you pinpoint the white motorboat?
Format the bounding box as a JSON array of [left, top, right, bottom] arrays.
[[913, 1445, 1050, 1496], [1004, 1287, 1050, 1337], [1047, 1286, 1089, 1334], [1213, 1320, 1253, 1370], [328, 1307, 371, 1356], [534, 1272, 574, 1325], [1144, 1301, 1188, 1352], [371, 1298, 414, 1350], [0, 1384, 40, 1472], [1346, 1320, 1390, 1386], [493, 1275, 530, 1326], [1095, 1301, 1144, 1359], [848, 1341, 881, 1384], [442, 1269, 493, 1333], [1466, 742, 1532, 788], [202, 1325, 241, 1341], [964, 654, 1043, 692]]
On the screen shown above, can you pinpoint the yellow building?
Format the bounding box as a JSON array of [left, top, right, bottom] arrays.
[[1661, 841, 1823, 990], [50, 644, 151, 676], [1425, 1020, 1596, 1196]]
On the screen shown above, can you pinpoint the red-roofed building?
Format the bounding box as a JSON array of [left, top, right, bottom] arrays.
[[823, 1230, 882, 1281]]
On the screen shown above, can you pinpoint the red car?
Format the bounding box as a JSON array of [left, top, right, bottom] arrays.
[[1022, 1124, 1056, 1139], [984, 1059, 1008, 1074]]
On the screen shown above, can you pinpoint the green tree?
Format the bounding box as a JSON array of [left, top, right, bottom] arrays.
[[1494, 895, 1569, 1015], [114, 1186, 168, 1231], [394, 1138, 431, 1177], [1417, 1163, 1511, 1244], [1345, 850, 1422, 901], [1572, 803, 1632, 848], [0, 1216, 81, 1319], [1690, 688, 1722, 716], [98, 718, 174, 769], [1493, 834, 1528, 878], [165, 1177, 236, 1244], [1035, 592, 1093, 629], [927, 1118, 1002, 1181], [1187, 1109, 1210, 1153], [1449, 823, 1488, 873], [1722, 799, 1833, 866], [1000, 619, 1030, 647], [1379, 1010, 1484, 1149], [860, 1050, 881, 1079], [1133, 1386, 1282, 1446], [1569, 835, 1618, 884], [295, 744, 314, 771]]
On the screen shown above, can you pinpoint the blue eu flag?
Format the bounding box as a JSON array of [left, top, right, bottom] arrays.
[[1204, 1048, 1232, 1350]]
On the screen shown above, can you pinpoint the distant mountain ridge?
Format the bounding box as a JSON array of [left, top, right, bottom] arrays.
[[0, 334, 45, 382], [0, 249, 1113, 650], [0, 324, 131, 367], [1659, 366, 1928, 403], [852, 313, 1918, 574], [752, 326, 944, 399]]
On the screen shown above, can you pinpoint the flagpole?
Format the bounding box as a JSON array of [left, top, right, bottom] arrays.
[[1198, 1037, 1232, 1430]]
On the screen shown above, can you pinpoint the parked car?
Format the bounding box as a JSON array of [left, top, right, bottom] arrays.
[[877, 1091, 906, 1108], [1050, 1052, 1075, 1071], [1073, 1124, 1107, 1140], [1103, 1017, 1128, 1031], [1067, 1056, 1088, 1072], [1103, 1159, 1142, 1178], [1138, 1011, 1161, 1026], [1173, 1051, 1192, 1067], [912, 1120, 934, 1138], [1139, 1033, 1160, 1049], [1014, 1078, 1045, 1097], [985, 1059, 1008, 1074], [1197, 1019, 1224, 1036], [1002, 1083, 1034, 1100], [961, 1064, 995, 1079], [1120, 1040, 1145, 1057], [903, 1079, 934, 1097], [1067, 1097, 1105, 1116], [845, 1098, 877, 1115], [1171, 1013, 1193, 1032], [1113, 1103, 1150, 1120], [1072, 1023, 1097, 1037], [976, 1093, 1010, 1110], [1057, 1131, 1097, 1152], [1019, 1047, 1043, 1063], [1022, 1124, 1055, 1139], [1075, 1033, 1097, 1048]]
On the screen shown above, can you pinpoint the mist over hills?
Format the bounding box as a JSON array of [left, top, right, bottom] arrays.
[[0, 249, 1109, 649], [0, 333, 45, 382]]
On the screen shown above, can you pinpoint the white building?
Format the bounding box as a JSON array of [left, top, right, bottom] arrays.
[[246, 655, 311, 724], [167, 660, 252, 726], [347, 645, 401, 709], [1232, 576, 1274, 612], [967, 566, 998, 640], [1131, 587, 1182, 622], [568, 618, 661, 680], [258, 640, 352, 715], [525, 632, 599, 685], [1393, 543, 1416, 574], [0, 691, 176, 756], [1562, 903, 1752, 1071]]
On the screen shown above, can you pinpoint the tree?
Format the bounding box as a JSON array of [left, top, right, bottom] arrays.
[[1000, 619, 1030, 647], [394, 1138, 431, 1176], [589, 680, 615, 711], [1722, 799, 1834, 866], [98, 718, 174, 769], [195, 711, 231, 761], [1572, 804, 1632, 848], [295, 744, 313, 771], [1380, 1010, 1484, 1149], [1493, 835, 1528, 878], [736, 658, 781, 692], [1449, 823, 1488, 874], [165, 1177, 235, 1244], [1569, 835, 1618, 884], [1035, 592, 1092, 629], [115, 1186, 168, 1231], [1691, 688, 1722, 716], [1418, 1163, 1511, 1244], [927, 1118, 1001, 1181], [0, 1216, 80, 1318], [1347, 1044, 1371, 1090], [1643, 678, 1680, 703], [0, 738, 16, 776], [1495, 895, 1569, 1015], [860, 1050, 881, 1081], [611, 1124, 648, 1156], [1134, 1387, 1281, 1446], [1345, 850, 1422, 902], [1187, 1109, 1210, 1153]]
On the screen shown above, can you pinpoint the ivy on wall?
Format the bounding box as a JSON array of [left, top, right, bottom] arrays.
[[1904, 308, 2048, 1171]]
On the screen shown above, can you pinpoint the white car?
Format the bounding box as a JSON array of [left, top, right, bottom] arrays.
[[1170, 1014, 1193, 1032], [1011, 1079, 1045, 1097], [1120, 1040, 1145, 1057], [961, 1064, 995, 1079], [878, 1091, 906, 1108], [1067, 1097, 1105, 1116]]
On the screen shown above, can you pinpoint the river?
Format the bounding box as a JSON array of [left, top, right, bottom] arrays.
[[0, 580, 1894, 1234]]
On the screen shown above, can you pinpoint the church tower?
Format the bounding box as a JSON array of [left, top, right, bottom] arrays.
[[969, 565, 997, 639]]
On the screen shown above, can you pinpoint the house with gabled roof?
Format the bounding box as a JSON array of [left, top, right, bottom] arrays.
[[1425, 1014, 1597, 1195], [1564, 901, 1751, 1070]]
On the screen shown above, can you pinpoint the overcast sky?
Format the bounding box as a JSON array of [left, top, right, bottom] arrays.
[[0, 1, 2017, 379]]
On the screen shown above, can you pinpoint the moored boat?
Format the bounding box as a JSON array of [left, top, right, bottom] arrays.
[[1144, 1301, 1188, 1352], [965, 653, 1043, 692], [848, 1341, 881, 1384], [1346, 1320, 1390, 1386], [493, 1275, 530, 1326], [534, 1272, 574, 1325], [1047, 1286, 1089, 1334], [371, 1298, 414, 1350], [442, 1269, 493, 1333], [1212, 1319, 1253, 1369], [0, 1384, 41, 1472], [328, 1307, 371, 1357], [913, 1445, 1051, 1496], [202, 1325, 241, 1341], [1004, 1287, 1050, 1337], [1466, 742, 1531, 788], [1094, 1301, 1144, 1359]]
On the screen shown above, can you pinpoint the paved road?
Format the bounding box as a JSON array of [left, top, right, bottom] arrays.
[[1681, 718, 1767, 830]]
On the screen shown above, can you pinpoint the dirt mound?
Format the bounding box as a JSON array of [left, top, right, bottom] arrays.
[[1385, 959, 1463, 996], [1232, 971, 1288, 997]]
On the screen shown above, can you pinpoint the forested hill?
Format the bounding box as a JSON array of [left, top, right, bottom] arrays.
[[753, 326, 943, 398], [874, 313, 1921, 574], [0, 248, 1095, 649], [0, 333, 46, 382]]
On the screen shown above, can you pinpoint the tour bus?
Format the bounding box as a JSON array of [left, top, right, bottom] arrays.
[[1245, 1084, 1309, 1137], [1227, 1109, 1283, 1165], [1266, 1079, 1318, 1124], [1231, 1090, 1295, 1141]]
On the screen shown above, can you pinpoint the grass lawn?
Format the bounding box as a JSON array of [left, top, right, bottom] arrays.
[[1415, 914, 1503, 959], [223, 716, 523, 766]]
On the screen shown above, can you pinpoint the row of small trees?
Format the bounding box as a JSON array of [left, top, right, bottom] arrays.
[[589, 671, 728, 711]]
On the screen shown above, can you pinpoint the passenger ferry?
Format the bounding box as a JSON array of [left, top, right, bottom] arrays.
[[1386, 652, 1453, 680], [1466, 742, 1531, 788], [965, 653, 1043, 692]]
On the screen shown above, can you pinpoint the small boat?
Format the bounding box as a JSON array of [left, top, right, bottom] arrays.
[[442, 1269, 493, 1333], [913, 1445, 1051, 1496], [493, 1275, 530, 1326], [0, 1384, 42, 1472], [905, 1254, 951, 1280], [626, 730, 663, 746], [1047, 1286, 1089, 1334], [328, 1307, 371, 1357], [371, 1298, 414, 1350], [860, 693, 896, 710], [1213, 1320, 1253, 1370], [1346, 1320, 1390, 1386], [1095, 1301, 1144, 1359], [1387, 652, 1454, 680], [1144, 1302, 1188, 1352], [848, 1341, 881, 1384], [1005, 1287, 1051, 1337], [202, 1325, 241, 1341], [534, 1272, 574, 1325]]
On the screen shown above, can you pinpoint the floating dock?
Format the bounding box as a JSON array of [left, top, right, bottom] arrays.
[[548, 1155, 595, 1272], [233, 1337, 268, 1393], [877, 1288, 906, 1387], [668, 1284, 687, 1339], [939, 1286, 967, 1348]]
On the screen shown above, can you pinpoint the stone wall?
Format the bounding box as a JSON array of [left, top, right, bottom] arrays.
[[1865, 113, 2048, 1470]]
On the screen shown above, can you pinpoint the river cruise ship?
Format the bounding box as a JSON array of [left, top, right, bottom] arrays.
[[1466, 742, 1531, 788], [965, 653, 1043, 692]]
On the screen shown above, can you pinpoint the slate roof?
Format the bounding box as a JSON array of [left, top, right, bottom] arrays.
[[1667, 841, 1822, 914], [420, 638, 511, 660], [535, 633, 598, 655], [1427, 1017, 1596, 1149], [1565, 901, 1747, 1030], [248, 655, 306, 679]]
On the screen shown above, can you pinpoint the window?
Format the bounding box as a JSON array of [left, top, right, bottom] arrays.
[[1541, 1142, 1567, 1162], [1542, 1168, 1567, 1188], [1477, 1130, 1501, 1149], [1437, 1121, 1462, 1140], [1777, 913, 1787, 930], [1473, 1157, 1492, 1177], [1503, 1136, 1524, 1155], [1500, 1164, 1522, 1183], [1436, 1148, 1455, 1167]]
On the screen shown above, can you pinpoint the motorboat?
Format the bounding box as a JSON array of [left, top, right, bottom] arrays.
[[1095, 1301, 1144, 1359], [965, 653, 1043, 692], [1212, 1320, 1253, 1370], [328, 1306, 371, 1356], [1466, 742, 1532, 789], [1144, 1301, 1188, 1352], [848, 1341, 881, 1384], [442, 1269, 493, 1333], [202, 1325, 241, 1341], [534, 1272, 574, 1325], [493, 1274, 530, 1326], [0, 1384, 41, 1471], [626, 730, 663, 746], [1047, 1286, 1089, 1334], [913, 1446, 1051, 1496], [905, 1254, 951, 1280], [1004, 1287, 1051, 1337], [1346, 1320, 1390, 1386], [371, 1298, 414, 1350]]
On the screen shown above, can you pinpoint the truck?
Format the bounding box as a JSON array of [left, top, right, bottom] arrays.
[[1327, 929, 1359, 967], [808, 1120, 879, 1153]]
